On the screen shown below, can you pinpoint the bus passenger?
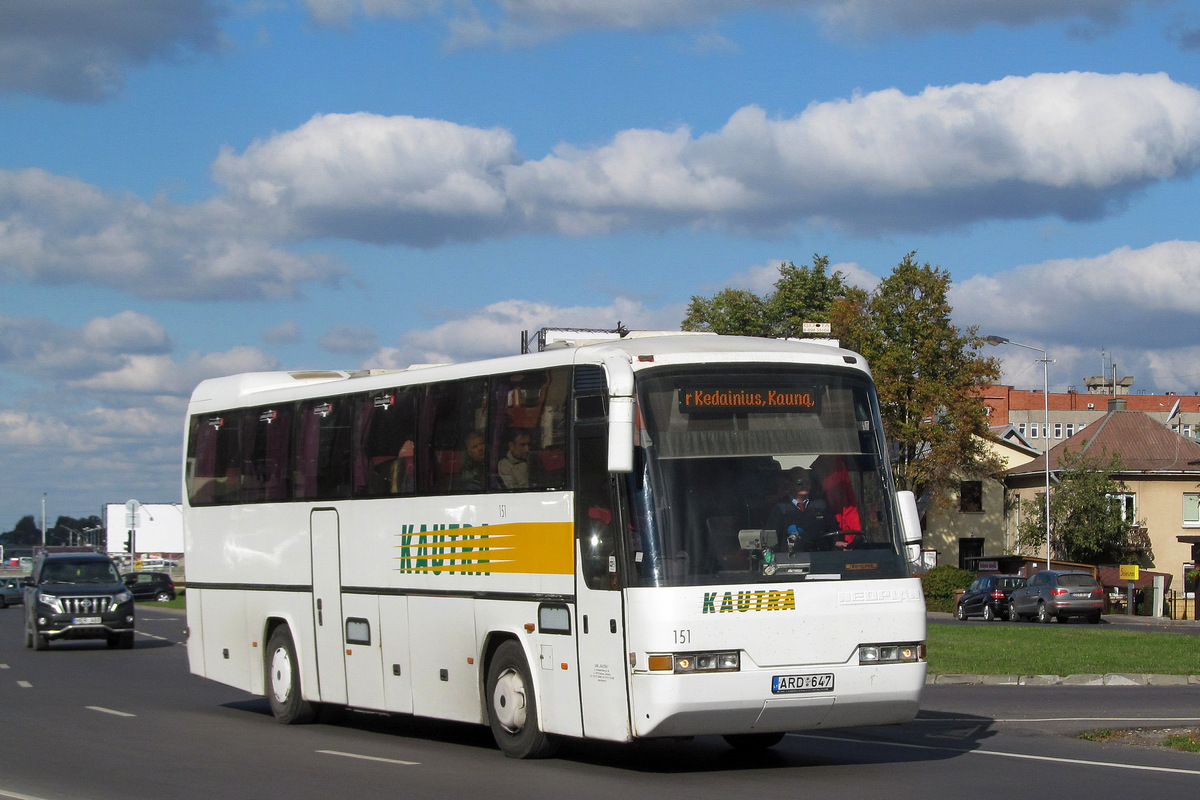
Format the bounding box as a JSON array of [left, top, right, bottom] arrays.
[[498, 430, 533, 489], [457, 431, 486, 491]]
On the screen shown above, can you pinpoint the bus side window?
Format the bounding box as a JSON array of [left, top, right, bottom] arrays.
[[241, 405, 293, 503], [356, 388, 419, 497], [294, 397, 354, 500], [425, 379, 489, 494], [187, 413, 241, 505], [493, 368, 570, 491]]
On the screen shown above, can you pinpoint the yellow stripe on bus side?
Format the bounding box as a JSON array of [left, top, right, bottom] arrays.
[[394, 521, 574, 575]]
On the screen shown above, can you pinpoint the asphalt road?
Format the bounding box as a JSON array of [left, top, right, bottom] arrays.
[[2, 605, 1198, 800]]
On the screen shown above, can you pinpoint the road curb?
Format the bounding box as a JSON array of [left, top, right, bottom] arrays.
[[927, 673, 1200, 686]]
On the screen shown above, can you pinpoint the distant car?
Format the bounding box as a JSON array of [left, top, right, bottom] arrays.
[[24, 551, 135, 649], [1, 576, 24, 608], [1010, 569, 1104, 624], [121, 571, 177, 602], [956, 574, 1026, 621]]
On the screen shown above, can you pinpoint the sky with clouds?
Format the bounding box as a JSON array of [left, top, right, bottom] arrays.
[[3, 0, 1200, 528]]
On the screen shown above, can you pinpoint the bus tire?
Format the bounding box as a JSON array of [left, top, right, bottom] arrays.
[[486, 640, 558, 759], [723, 732, 786, 751], [266, 626, 317, 724]]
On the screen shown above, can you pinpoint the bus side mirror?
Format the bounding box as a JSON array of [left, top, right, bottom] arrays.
[[607, 396, 635, 473], [897, 490, 922, 562]]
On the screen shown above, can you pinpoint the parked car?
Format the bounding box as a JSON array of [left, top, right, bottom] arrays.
[[24, 551, 136, 649], [121, 571, 177, 602], [1010, 569, 1104, 624], [955, 574, 1026, 621], [1, 576, 24, 608]]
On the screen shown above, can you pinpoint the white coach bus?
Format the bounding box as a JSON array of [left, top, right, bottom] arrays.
[[182, 332, 926, 758]]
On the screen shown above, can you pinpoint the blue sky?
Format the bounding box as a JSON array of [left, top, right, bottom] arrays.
[[3, 0, 1200, 527]]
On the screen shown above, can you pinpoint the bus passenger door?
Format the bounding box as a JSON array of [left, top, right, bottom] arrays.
[[311, 508, 348, 705], [574, 433, 631, 741]]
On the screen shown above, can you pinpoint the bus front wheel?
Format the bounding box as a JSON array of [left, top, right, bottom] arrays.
[[486, 640, 558, 759], [266, 626, 317, 724]]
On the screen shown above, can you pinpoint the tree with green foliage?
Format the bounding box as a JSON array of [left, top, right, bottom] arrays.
[[0, 515, 42, 547], [831, 253, 1001, 506], [683, 252, 1000, 510], [682, 255, 850, 337], [1017, 449, 1150, 565]]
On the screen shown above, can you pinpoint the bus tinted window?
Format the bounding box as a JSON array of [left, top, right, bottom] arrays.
[[187, 412, 242, 505], [425, 379, 489, 493], [241, 405, 293, 503], [493, 368, 569, 491], [294, 397, 354, 500], [355, 387, 420, 497]]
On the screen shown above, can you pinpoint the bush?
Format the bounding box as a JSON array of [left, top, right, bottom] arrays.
[[918, 565, 975, 613]]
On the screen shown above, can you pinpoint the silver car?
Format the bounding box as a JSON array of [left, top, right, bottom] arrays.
[[0, 576, 24, 608], [1011, 569, 1104, 624]]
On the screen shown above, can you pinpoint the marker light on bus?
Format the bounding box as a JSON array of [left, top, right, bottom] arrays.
[[858, 643, 925, 665], [647, 652, 740, 673]]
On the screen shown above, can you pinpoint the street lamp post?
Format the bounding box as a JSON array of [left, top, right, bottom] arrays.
[[985, 335, 1054, 572]]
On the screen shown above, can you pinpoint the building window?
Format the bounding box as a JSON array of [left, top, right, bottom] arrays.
[[1110, 492, 1137, 524], [1184, 493, 1200, 527], [1066, 423, 1075, 437], [1054, 422, 1063, 439], [1029, 423, 1039, 439], [1017, 422, 1026, 437], [959, 481, 983, 513], [959, 537, 984, 571]]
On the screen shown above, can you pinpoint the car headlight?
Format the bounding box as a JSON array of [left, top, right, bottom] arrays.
[[113, 589, 134, 607], [37, 592, 62, 613]]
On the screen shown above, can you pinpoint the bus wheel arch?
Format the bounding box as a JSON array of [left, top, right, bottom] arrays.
[[485, 638, 559, 758], [265, 623, 317, 724]]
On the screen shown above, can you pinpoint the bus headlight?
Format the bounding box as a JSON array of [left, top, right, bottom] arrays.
[[858, 643, 924, 664], [647, 652, 740, 673]]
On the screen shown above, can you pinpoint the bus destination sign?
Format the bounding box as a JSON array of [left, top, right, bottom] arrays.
[[679, 384, 820, 414]]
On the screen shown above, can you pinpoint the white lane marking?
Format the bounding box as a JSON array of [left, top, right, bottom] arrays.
[[915, 716, 1200, 724], [0, 787, 54, 800], [1, 663, 9, 669], [793, 733, 1200, 776], [16, 681, 31, 688], [317, 749, 419, 766], [86, 706, 136, 717]]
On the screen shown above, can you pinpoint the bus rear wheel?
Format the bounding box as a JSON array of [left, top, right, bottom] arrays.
[[266, 626, 317, 724], [486, 640, 558, 759]]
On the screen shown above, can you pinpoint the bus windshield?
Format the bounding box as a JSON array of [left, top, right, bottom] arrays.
[[623, 365, 908, 587]]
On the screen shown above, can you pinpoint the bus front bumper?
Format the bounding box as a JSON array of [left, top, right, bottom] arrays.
[[628, 660, 925, 739]]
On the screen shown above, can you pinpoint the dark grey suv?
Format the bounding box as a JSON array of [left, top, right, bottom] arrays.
[[24, 552, 136, 649], [1010, 569, 1104, 624]]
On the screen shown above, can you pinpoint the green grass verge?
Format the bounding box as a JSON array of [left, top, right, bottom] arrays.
[[135, 588, 186, 611], [927, 623, 1200, 675]]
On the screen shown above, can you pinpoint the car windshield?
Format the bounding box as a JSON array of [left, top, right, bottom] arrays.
[[1059, 574, 1098, 588], [41, 561, 120, 584], [997, 577, 1025, 589]]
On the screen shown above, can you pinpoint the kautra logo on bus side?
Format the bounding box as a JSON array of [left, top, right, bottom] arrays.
[[701, 589, 796, 614], [396, 523, 491, 575]]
